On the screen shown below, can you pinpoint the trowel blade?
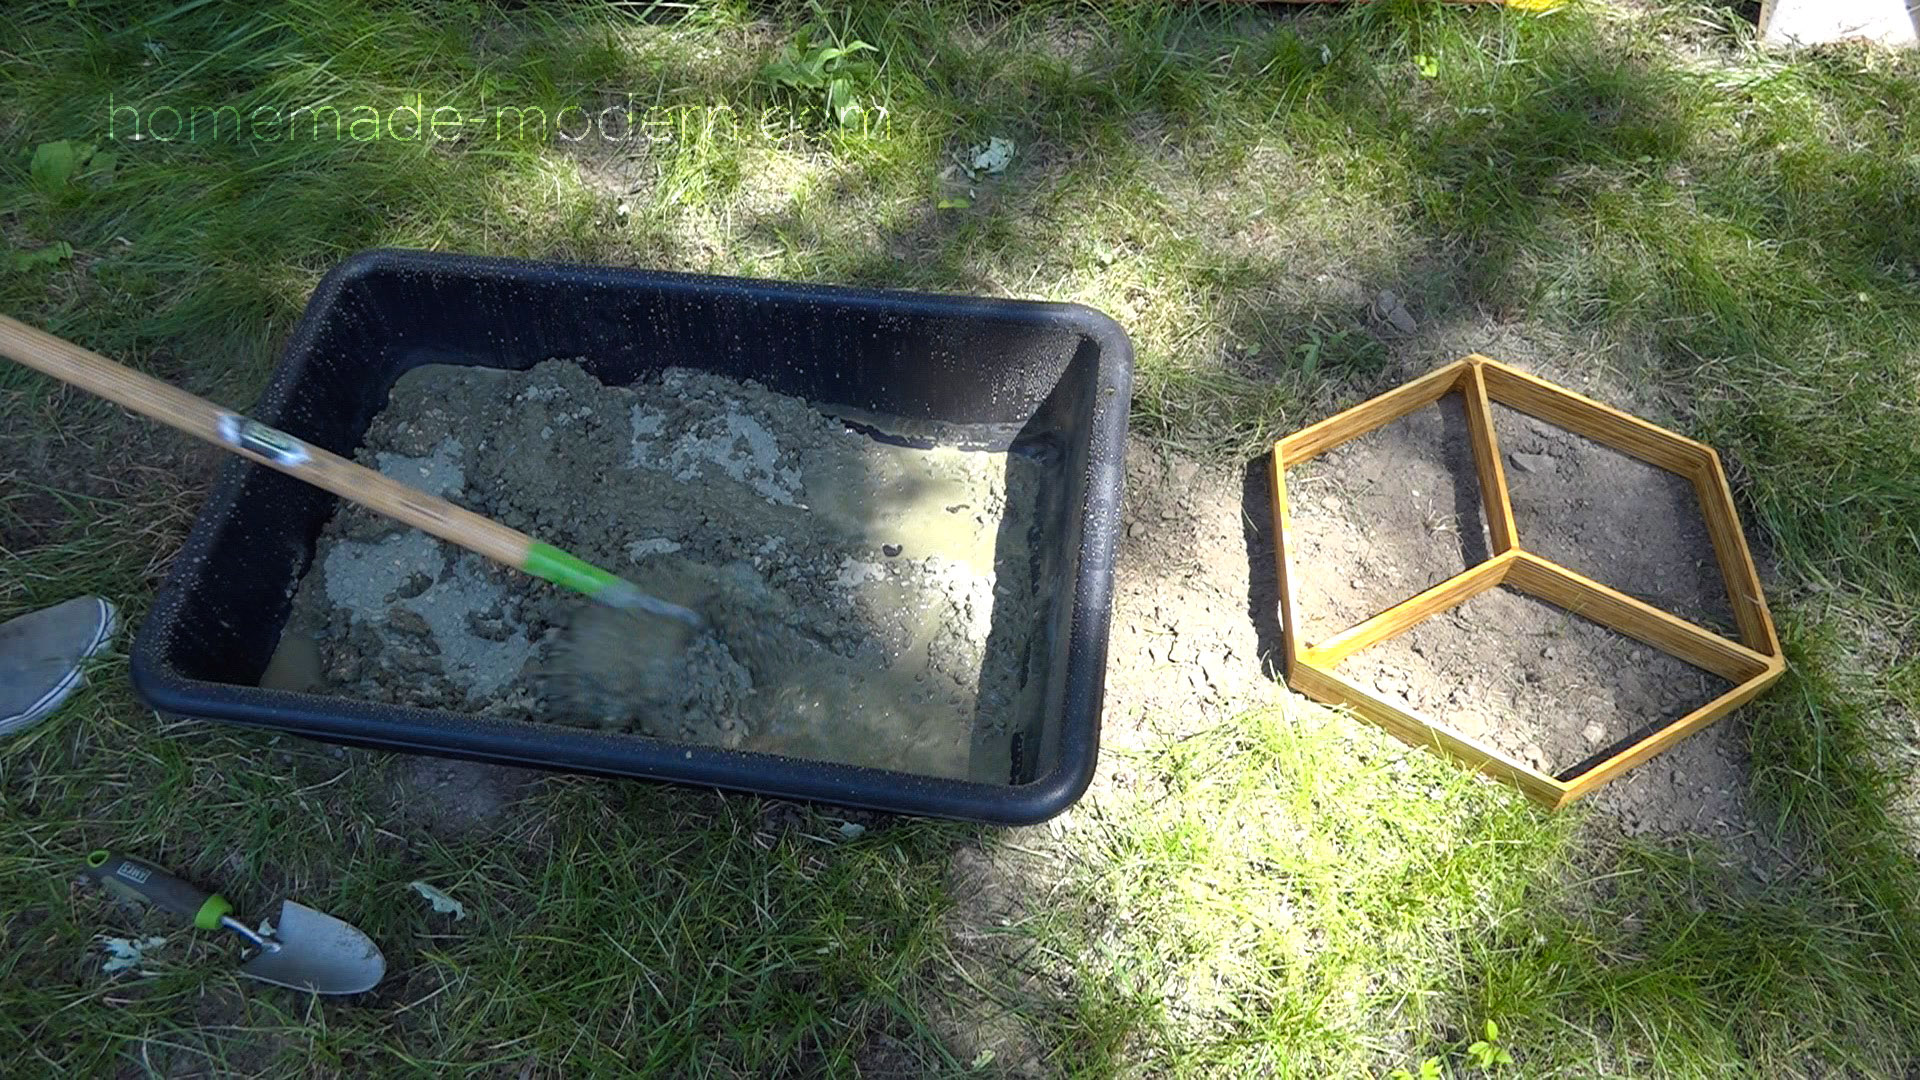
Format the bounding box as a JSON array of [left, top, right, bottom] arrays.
[[239, 900, 386, 995]]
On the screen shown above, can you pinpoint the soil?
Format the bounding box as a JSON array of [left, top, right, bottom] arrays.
[[1277, 388, 1745, 780], [1275, 382, 1793, 859], [1283, 392, 1494, 644], [399, 757, 542, 838], [1491, 402, 1737, 636], [1337, 587, 1734, 778], [1103, 454, 1283, 748], [0, 393, 218, 597], [1084, 348, 1805, 878], [276, 360, 1045, 784]]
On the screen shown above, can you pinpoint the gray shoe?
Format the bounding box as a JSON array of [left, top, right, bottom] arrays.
[[0, 596, 118, 736]]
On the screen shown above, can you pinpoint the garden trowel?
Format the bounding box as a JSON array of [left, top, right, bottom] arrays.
[[84, 850, 385, 995]]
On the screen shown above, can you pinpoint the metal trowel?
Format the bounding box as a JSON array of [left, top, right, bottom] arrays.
[[84, 850, 385, 995]]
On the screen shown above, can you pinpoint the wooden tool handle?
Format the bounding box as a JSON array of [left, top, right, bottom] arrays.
[[0, 313, 535, 570]]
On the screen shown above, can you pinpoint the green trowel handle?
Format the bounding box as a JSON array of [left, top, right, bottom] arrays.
[[84, 850, 234, 931]]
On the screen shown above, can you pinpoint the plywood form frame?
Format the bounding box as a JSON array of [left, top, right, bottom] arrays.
[[1270, 356, 1786, 808]]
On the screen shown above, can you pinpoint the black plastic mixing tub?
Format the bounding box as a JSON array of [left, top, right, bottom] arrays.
[[129, 250, 1132, 824]]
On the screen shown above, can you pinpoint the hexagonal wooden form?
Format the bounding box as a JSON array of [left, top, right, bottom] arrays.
[[1270, 356, 1785, 808]]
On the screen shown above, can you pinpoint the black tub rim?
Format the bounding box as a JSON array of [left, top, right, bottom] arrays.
[[129, 248, 1133, 826]]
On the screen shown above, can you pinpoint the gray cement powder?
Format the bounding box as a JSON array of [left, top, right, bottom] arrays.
[[272, 360, 1045, 783]]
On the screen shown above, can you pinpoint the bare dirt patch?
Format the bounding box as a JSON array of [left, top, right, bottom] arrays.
[[1060, 310, 1807, 879], [1104, 451, 1285, 750], [1248, 349, 1800, 877], [397, 756, 541, 838], [0, 388, 216, 586], [1282, 392, 1492, 642], [1492, 401, 1736, 635], [922, 340, 1814, 1065], [1337, 586, 1735, 778], [1276, 384, 1752, 785]]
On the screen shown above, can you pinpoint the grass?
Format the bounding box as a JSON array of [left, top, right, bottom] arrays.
[[3, 0, 1919, 1074]]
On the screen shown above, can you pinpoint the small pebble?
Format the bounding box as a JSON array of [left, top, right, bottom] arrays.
[[1373, 289, 1418, 334], [386, 608, 433, 639]]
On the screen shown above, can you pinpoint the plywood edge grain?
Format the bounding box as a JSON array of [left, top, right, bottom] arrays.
[[1303, 554, 1517, 668], [1462, 361, 1519, 554], [1477, 359, 1713, 476], [1291, 663, 1565, 807], [1558, 666, 1787, 802], [1278, 360, 1470, 465], [1504, 553, 1773, 683]]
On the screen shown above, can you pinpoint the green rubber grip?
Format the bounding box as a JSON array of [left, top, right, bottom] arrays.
[[524, 541, 619, 599], [85, 850, 232, 930]]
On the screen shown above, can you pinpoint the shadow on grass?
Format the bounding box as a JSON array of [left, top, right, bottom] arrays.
[[834, 3, 1920, 1070], [6, 0, 1920, 1073]]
